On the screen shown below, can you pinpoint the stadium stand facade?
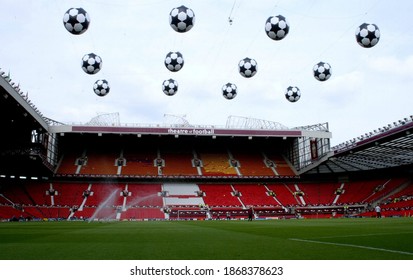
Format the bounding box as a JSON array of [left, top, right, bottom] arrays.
[[1, 71, 413, 221]]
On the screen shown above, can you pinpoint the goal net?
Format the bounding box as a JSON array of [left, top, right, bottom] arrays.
[[176, 209, 209, 220]]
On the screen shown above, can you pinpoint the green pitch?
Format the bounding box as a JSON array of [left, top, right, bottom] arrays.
[[0, 218, 412, 260]]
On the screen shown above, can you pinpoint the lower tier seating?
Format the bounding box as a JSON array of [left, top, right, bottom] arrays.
[[1, 178, 411, 220]]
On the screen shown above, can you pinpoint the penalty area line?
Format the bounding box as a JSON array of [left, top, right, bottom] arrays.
[[289, 238, 413, 256]]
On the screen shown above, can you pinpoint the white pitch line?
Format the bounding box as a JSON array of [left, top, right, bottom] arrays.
[[315, 231, 413, 239], [289, 238, 413, 256]]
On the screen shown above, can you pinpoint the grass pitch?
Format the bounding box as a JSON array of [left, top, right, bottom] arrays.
[[0, 218, 412, 260]]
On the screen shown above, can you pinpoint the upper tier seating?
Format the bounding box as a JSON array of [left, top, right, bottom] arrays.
[[198, 150, 238, 176], [230, 150, 275, 176], [79, 148, 119, 175], [263, 152, 296, 176], [121, 146, 158, 176], [55, 137, 297, 178], [56, 147, 84, 175], [160, 149, 198, 176]]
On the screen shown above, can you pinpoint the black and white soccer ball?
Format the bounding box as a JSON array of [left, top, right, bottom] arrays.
[[169, 5, 195, 33], [164, 51, 184, 72], [313, 62, 332, 82], [81, 53, 102, 74], [285, 86, 301, 102], [265, 15, 290, 41], [222, 83, 237, 100], [355, 23, 380, 48], [238, 57, 257, 78], [63, 8, 90, 35], [93, 79, 110, 97], [162, 79, 178, 96]]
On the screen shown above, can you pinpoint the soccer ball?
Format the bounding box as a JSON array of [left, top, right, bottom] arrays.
[[63, 8, 90, 35], [265, 15, 290, 41], [222, 83, 237, 100], [313, 62, 332, 82], [81, 53, 102, 74], [93, 79, 110, 97], [169, 5, 195, 33], [355, 23, 380, 48], [164, 51, 184, 72], [162, 79, 178, 96], [285, 86, 301, 102], [238, 57, 257, 78]]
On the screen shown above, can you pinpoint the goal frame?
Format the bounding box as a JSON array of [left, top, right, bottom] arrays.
[[176, 209, 208, 220]]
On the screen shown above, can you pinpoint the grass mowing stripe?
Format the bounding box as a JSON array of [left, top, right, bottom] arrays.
[[289, 238, 413, 256]]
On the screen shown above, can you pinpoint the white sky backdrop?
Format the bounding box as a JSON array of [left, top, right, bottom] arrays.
[[1, 0, 413, 146]]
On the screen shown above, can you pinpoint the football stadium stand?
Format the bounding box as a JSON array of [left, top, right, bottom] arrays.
[[1, 70, 413, 221]]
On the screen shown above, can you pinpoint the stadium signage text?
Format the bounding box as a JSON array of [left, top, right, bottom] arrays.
[[70, 125, 304, 138], [168, 128, 215, 135]]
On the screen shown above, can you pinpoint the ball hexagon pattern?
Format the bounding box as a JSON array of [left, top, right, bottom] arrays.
[[63, 7, 90, 35], [93, 79, 110, 97], [222, 83, 237, 100], [162, 79, 178, 96], [164, 51, 184, 72], [238, 57, 257, 78], [355, 23, 380, 48], [313, 61, 332, 82], [169, 5, 195, 33], [285, 86, 301, 102], [81, 53, 102, 75], [265, 15, 290, 41]]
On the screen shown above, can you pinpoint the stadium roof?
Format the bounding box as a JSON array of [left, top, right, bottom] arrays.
[[303, 117, 413, 175], [0, 73, 49, 132], [48, 114, 332, 139]]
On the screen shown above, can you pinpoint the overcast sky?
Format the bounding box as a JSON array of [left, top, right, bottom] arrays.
[[1, 0, 413, 146]]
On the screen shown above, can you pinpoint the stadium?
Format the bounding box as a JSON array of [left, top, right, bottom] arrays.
[[1, 1, 413, 262], [1, 71, 413, 260]]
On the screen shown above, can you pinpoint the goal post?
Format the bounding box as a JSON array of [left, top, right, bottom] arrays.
[[176, 209, 209, 220]]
